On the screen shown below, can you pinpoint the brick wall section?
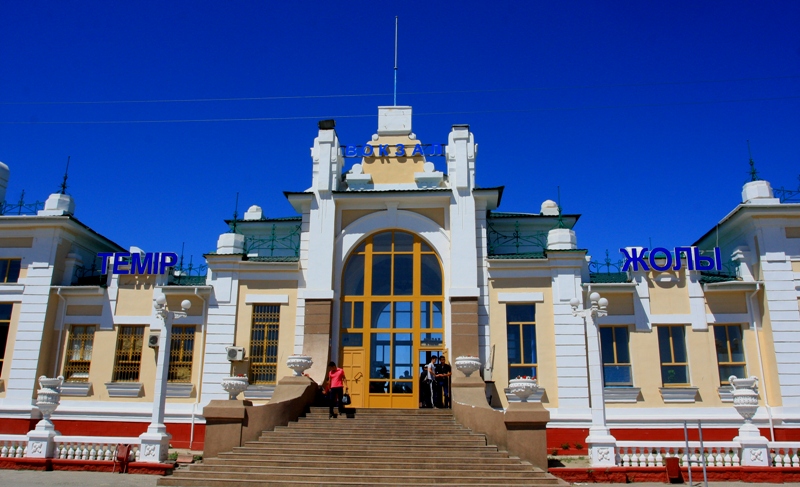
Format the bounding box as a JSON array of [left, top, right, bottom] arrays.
[[450, 296, 479, 364]]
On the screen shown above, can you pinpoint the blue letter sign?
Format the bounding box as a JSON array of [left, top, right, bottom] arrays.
[[620, 247, 722, 272]]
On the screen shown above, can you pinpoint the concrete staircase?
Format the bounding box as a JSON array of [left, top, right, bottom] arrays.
[[158, 407, 567, 486]]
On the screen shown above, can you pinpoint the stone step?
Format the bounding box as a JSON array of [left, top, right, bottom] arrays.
[[202, 457, 536, 469], [160, 478, 560, 487], [258, 435, 482, 443], [220, 448, 507, 459], [162, 470, 562, 485], [183, 465, 558, 478]]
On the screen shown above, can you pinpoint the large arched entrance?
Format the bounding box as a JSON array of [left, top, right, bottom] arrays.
[[340, 230, 444, 408]]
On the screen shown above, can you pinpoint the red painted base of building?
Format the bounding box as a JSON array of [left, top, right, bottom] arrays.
[[550, 466, 800, 484], [0, 419, 205, 450], [546, 427, 800, 456], [0, 457, 175, 475]]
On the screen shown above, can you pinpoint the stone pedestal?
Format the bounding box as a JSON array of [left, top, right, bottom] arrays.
[[26, 429, 57, 458], [202, 400, 253, 459], [138, 430, 172, 463], [504, 401, 550, 470], [587, 432, 618, 467]]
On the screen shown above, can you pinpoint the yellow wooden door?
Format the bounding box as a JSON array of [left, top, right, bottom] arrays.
[[342, 349, 365, 408]]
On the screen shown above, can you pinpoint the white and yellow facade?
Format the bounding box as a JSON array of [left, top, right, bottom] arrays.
[[0, 106, 799, 452]]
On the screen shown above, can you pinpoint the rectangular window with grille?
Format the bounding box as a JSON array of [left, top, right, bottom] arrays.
[[0, 304, 12, 375], [506, 304, 537, 379], [0, 259, 21, 283], [657, 325, 689, 386], [714, 324, 746, 385], [169, 325, 196, 383], [600, 326, 632, 386], [112, 326, 144, 382], [249, 305, 280, 385], [63, 325, 95, 382]]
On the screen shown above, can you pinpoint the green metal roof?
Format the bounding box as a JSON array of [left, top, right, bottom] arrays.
[[246, 256, 300, 263], [487, 252, 547, 260], [589, 272, 630, 283], [699, 273, 740, 284]]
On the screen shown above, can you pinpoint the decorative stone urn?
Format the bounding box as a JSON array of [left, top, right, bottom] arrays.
[[35, 376, 64, 431], [221, 376, 249, 400], [508, 378, 539, 403], [730, 375, 759, 423], [454, 356, 482, 377], [287, 355, 313, 377]]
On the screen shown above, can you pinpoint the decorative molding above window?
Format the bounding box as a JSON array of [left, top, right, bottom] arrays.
[[61, 382, 92, 397], [660, 387, 698, 403], [498, 292, 544, 303], [604, 387, 641, 403], [244, 384, 275, 400], [245, 294, 289, 305], [166, 383, 194, 398], [718, 385, 734, 403], [504, 387, 546, 403], [105, 382, 143, 398]]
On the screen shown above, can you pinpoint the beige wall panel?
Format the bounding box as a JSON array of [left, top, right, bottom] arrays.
[[648, 270, 690, 315], [66, 305, 103, 316], [234, 280, 298, 382], [602, 292, 634, 315], [488, 277, 556, 409], [705, 292, 748, 315], [341, 209, 377, 229], [0, 237, 34, 248], [792, 261, 800, 273], [407, 208, 445, 228], [0, 304, 22, 397], [115, 275, 155, 316], [360, 135, 427, 184]]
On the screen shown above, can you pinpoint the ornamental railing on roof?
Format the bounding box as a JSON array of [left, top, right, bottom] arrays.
[[0, 191, 44, 216], [486, 220, 548, 256], [169, 258, 208, 286], [774, 175, 800, 203], [244, 223, 302, 258], [71, 262, 108, 287], [589, 250, 630, 283]]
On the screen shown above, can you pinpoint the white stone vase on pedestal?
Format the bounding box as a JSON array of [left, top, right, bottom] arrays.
[[508, 378, 539, 403], [454, 356, 481, 378], [286, 355, 313, 377], [221, 376, 249, 400], [27, 376, 64, 458], [730, 375, 769, 466]]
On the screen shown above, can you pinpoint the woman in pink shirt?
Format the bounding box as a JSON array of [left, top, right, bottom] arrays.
[[326, 361, 348, 418]]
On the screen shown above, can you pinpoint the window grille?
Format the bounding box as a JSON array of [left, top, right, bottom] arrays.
[[714, 324, 746, 385], [168, 325, 196, 383], [64, 325, 95, 382], [249, 305, 280, 384], [112, 326, 144, 382]]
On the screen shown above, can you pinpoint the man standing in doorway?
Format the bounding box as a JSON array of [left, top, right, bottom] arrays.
[[436, 355, 452, 408]]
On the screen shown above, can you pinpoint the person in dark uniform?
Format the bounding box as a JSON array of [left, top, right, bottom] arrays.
[[430, 355, 443, 408], [436, 355, 452, 408]]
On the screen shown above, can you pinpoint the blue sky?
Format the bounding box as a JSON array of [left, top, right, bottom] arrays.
[[1, 1, 798, 268]]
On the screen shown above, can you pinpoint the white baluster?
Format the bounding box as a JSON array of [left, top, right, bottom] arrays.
[[15, 445, 23, 458], [638, 448, 647, 467], [8, 445, 16, 458], [1, 445, 8, 458], [715, 449, 723, 467], [732, 450, 740, 466], [706, 449, 715, 467], [724, 450, 732, 467], [791, 448, 799, 467], [622, 448, 631, 467], [774, 450, 784, 467], [134, 447, 140, 462], [22, 446, 27, 457], [681, 450, 688, 467], [104, 448, 112, 461], [89, 446, 97, 461], [647, 449, 655, 467], [655, 449, 663, 467], [67, 445, 75, 460]]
